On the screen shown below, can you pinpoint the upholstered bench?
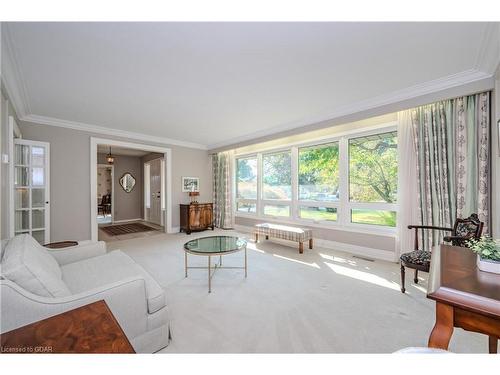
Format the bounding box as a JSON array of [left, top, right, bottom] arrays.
[[254, 223, 313, 254]]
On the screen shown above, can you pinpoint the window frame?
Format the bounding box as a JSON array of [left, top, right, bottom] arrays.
[[233, 122, 398, 235], [261, 149, 292, 218], [235, 154, 259, 217], [297, 141, 340, 224], [346, 131, 398, 229]]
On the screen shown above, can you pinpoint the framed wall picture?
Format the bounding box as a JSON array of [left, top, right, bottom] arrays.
[[182, 177, 200, 192]]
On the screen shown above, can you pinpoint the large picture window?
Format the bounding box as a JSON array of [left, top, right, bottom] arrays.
[[298, 142, 339, 222], [262, 151, 291, 217], [234, 126, 398, 230], [298, 142, 339, 202], [348, 131, 397, 227], [236, 157, 258, 214], [236, 157, 257, 199], [262, 151, 291, 200]]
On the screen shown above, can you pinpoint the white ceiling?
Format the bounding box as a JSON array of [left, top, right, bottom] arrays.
[[97, 144, 150, 157], [2, 22, 499, 150]]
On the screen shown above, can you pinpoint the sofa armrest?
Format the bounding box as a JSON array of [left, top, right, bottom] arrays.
[[1, 277, 149, 340], [48, 241, 107, 265]]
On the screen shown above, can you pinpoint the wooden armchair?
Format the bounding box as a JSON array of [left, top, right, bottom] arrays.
[[399, 213, 483, 293]]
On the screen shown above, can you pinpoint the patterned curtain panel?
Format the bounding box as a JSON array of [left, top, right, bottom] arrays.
[[212, 151, 234, 229], [411, 92, 490, 250]]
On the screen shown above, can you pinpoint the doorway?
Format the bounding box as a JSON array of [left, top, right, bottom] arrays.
[[90, 137, 172, 242]]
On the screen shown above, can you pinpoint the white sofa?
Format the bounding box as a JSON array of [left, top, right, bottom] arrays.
[[0, 234, 170, 353]]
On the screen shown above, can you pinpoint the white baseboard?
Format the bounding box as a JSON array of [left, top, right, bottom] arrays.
[[234, 224, 396, 263], [170, 226, 180, 233]]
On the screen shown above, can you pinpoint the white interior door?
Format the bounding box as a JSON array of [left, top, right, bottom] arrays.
[[13, 139, 50, 244], [149, 158, 161, 225]]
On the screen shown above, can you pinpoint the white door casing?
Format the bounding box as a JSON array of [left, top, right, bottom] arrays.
[[90, 137, 172, 242], [13, 139, 50, 244], [149, 158, 162, 225]]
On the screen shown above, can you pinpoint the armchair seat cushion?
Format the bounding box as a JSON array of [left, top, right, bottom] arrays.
[[400, 250, 431, 267], [61, 250, 166, 313]]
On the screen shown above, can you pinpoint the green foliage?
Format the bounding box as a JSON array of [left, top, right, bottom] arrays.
[[349, 132, 398, 203], [466, 237, 500, 261], [262, 152, 292, 199], [298, 143, 339, 188], [263, 152, 291, 186], [237, 158, 256, 182], [237, 158, 257, 199]]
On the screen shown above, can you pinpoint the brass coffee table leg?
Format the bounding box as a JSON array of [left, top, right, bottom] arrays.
[[245, 247, 248, 278], [208, 255, 211, 293], [184, 252, 188, 277]]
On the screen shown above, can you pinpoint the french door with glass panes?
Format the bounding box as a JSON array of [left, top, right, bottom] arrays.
[[13, 139, 50, 244]]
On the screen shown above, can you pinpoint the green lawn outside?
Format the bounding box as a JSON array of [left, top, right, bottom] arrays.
[[351, 209, 396, 227], [261, 206, 396, 227], [299, 207, 337, 221]]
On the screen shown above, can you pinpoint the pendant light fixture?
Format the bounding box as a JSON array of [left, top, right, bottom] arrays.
[[106, 146, 114, 164]]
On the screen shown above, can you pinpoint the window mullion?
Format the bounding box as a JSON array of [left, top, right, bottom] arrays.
[[257, 153, 263, 216], [338, 137, 349, 226], [291, 146, 298, 220]]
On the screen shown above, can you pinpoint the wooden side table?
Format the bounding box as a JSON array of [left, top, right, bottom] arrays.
[[0, 300, 135, 353], [427, 245, 500, 353], [43, 241, 79, 249]]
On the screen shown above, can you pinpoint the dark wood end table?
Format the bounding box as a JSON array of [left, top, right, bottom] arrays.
[[0, 300, 135, 353], [43, 241, 79, 249], [427, 245, 500, 353]]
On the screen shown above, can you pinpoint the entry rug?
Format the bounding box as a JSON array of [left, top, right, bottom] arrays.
[[101, 223, 157, 236]]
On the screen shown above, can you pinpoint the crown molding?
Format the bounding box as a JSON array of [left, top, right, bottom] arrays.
[[1, 24, 31, 118], [474, 23, 500, 74], [208, 69, 494, 151], [21, 114, 208, 150]]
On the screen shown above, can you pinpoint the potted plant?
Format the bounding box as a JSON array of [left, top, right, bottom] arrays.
[[466, 236, 500, 274]]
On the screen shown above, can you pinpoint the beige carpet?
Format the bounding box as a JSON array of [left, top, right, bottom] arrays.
[[107, 229, 487, 353]]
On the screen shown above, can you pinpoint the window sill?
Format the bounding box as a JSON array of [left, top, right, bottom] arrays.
[[234, 213, 397, 238]]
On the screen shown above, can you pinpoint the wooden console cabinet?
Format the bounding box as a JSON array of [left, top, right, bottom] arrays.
[[180, 203, 214, 234]]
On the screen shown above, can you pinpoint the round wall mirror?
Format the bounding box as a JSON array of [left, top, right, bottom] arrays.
[[119, 173, 136, 193]]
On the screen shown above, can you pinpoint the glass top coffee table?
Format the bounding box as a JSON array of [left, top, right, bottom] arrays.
[[184, 236, 247, 293]]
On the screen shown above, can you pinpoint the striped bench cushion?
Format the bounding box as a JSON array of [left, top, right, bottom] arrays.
[[255, 223, 312, 242]]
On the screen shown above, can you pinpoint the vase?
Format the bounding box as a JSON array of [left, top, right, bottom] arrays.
[[477, 255, 500, 274]]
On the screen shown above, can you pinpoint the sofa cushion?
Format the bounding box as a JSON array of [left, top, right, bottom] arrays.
[[1, 234, 71, 297], [61, 250, 166, 313]]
